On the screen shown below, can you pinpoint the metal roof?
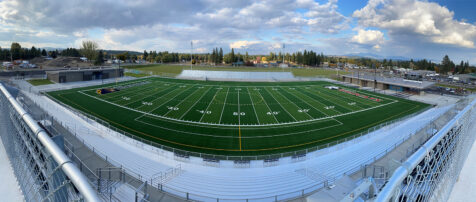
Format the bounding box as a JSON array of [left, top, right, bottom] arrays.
[[343, 74, 435, 89]]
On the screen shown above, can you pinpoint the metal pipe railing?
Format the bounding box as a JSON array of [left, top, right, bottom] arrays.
[[0, 83, 101, 202], [376, 98, 476, 201]]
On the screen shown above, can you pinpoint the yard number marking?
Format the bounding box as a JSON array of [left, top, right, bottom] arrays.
[[167, 106, 179, 111], [197, 110, 212, 114], [298, 109, 309, 113], [267, 111, 280, 115]]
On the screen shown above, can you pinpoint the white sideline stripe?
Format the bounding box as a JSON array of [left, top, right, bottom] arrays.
[[133, 85, 187, 111], [135, 117, 343, 139], [119, 83, 178, 106], [281, 87, 342, 124], [199, 88, 221, 122], [119, 84, 178, 106], [101, 80, 165, 101], [218, 88, 229, 124], [264, 87, 298, 122], [318, 87, 370, 109], [305, 87, 357, 112], [247, 88, 261, 125], [178, 87, 213, 120], [78, 86, 398, 128], [292, 87, 344, 115]]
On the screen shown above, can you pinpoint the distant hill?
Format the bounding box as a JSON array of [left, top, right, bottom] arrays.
[[103, 50, 142, 55], [342, 53, 422, 61]]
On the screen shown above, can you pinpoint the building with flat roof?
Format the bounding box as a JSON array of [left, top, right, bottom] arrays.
[[46, 67, 123, 83], [342, 73, 435, 95]]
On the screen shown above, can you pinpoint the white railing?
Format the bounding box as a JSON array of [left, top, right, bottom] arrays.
[[376, 97, 476, 202], [0, 83, 100, 202]]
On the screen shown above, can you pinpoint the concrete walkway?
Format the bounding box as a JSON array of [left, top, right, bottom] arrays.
[[0, 139, 24, 201]]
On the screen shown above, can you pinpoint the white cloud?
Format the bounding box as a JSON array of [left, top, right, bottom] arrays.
[[0, 0, 348, 53], [229, 41, 260, 49], [353, 0, 476, 48], [351, 29, 384, 48]]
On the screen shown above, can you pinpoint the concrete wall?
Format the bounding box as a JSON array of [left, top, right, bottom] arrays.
[[46, 68, 124, 83], [47, 72, 59, 82]]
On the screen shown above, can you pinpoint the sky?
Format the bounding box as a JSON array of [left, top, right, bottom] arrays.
[[0, 0, 476, 63]]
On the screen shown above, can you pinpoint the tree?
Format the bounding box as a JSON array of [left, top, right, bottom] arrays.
[[80, 40, 99, 61], [143, 50, 148, 61], [10, 42, 21, 60], [230, 48, 235, 63], [95, 50, 104, 65], [41, 49, 47, 56], [219, 48, 223, 64], [441, 55, 454, 74]]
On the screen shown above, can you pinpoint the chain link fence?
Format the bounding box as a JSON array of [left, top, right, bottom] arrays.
[[376, 97, 476, 202], [0, 83, 100, 202]]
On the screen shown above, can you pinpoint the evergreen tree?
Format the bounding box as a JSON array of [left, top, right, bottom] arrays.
[[95, 50, 104, 65], [231, 48, 235, 63], [219, 48, 223, 64], [143, 50, 148, 61]]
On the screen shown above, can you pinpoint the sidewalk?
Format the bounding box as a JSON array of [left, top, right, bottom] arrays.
[[0, 139, 24, 201]]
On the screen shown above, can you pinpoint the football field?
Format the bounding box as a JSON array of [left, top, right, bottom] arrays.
[[48, 77, 430, 156]]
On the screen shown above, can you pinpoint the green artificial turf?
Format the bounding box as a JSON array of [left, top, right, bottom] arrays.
[[27, 79, 54, 86], [48, 77, 430, 157]]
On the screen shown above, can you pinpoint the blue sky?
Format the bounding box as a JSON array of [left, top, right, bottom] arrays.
[[0, 0, 475, 64]]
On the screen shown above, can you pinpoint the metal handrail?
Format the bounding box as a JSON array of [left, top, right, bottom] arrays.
[[376, 98, 476, 201], [0, 83, 101, 202]]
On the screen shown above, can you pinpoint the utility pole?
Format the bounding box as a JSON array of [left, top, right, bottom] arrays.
[[190, 41, 193, 70], [373, 63, 377, 92]]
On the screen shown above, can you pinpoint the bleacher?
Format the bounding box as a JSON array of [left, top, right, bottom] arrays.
[[177, 70, 296, 81]]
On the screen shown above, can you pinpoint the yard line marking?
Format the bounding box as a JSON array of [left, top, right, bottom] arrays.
[[246, 87, 261, 125], [133, 85, 186, 110], [318, 88, 372, 109], [255, 88, 279, 123], [199, 88, 221, 122], [178, 86, 212, 120], [281, 87, 331, 119], [138, 85, 197, 119], [122, 84, 178, 106], [275, 88, 313, 119], [293, 88, 342, 115], [101, 80, 167, 100], [77, 85, 398, 128], [264, 87, 298, 122], [304, 88, 356, 112], [238, 90, 242, 151], [218, 88, 229, 124], [164, 86, 203, 117]]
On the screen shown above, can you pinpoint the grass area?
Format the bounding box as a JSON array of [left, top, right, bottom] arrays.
[[124, 72, 150, 78], [27, 79, 54, 86], [48, 77, 429, 157], [435, 83, 476, 92], [123, 64, 349, 78]]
